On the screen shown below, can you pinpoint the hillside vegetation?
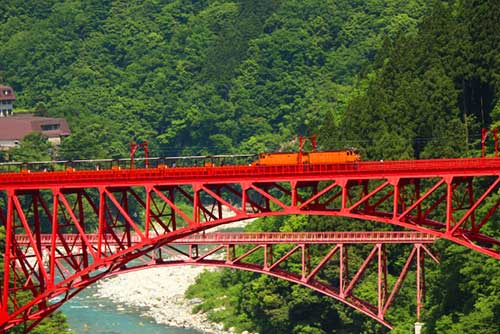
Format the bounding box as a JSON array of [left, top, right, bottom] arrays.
[[1, 1, 500, 334], [1, 0, 428, 158]]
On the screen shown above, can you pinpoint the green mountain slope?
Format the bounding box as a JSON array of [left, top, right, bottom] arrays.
[[2, 1, 500, 334], [1, 0, 427, 158]]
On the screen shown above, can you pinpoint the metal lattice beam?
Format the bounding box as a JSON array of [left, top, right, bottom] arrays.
[[2, 157, 500, 331]]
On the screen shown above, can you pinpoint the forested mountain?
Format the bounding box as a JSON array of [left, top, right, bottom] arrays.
[[0, 0, 428, 158], [1, 1, 500, 334], [330, 0, 500, 161]]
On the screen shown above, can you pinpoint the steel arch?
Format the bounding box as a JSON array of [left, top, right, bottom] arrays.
[[2, 157, 500, 331], [12, 232, 437, 331]]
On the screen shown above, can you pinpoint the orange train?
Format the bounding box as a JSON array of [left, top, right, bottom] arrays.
[[252, 149, 360, 166]]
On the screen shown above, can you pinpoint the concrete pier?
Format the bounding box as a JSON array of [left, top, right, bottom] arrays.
[[415, 322, 424, 334]]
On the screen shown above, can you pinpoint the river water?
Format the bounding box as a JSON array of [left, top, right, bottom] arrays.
[[59, 224, 248, 333], [60, 283, 202, 334]]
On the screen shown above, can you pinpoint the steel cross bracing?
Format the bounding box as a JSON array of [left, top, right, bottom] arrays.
[[1, 157, 500, 331], [11, 232, 437, 331]]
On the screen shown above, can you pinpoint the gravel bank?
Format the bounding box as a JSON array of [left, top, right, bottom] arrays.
[[94, 219, 256, 334], [94, 265, 232, 333]]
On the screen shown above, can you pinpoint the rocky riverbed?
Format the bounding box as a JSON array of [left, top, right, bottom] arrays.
[[93, 219, 256, 334], [93, 265, 234, 333]]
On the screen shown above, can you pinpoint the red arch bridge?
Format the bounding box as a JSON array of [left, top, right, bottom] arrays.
[[1, 157, 500, 332]]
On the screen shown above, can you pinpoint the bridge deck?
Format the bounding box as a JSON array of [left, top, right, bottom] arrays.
[[3, 157, 494, 332], [15, 231, 436, 246], [1, 157, 500, 189]]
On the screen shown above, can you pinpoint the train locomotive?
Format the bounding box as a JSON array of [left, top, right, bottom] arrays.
[[252, 149, 360, 166], [251, 135, 360, 166]]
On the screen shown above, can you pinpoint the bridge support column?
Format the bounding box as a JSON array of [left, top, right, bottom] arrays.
[[414, 322, 424, 334]]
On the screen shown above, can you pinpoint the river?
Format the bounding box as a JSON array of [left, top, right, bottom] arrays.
[[60, 282, 203, 334], [60, 223, 249, 334]]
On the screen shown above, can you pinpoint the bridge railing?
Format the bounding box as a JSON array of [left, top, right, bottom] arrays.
[[0, 154, 258, 173], [1, 155, 500, 177], [14, 231, 436, 247], [176, 231, 437, 244]]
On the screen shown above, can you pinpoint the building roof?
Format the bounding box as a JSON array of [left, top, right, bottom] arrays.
[[0, 84, 16, 101], [0, 116, 71, 141]]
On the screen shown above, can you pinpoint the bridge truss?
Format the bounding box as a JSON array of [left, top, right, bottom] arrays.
[[13, 231, 437, 331], [1, 157, 500, 331]]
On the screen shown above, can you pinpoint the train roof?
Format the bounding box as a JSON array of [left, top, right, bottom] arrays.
[[261, 149, 359, 154]]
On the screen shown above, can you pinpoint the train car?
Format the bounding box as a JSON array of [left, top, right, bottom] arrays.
[[252, 149, 360, 166], [307, 150, 360, 164], [253, 152, 302, 166]]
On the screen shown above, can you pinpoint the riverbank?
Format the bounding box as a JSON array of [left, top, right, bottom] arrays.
[[94, 265, 232, 333], [93, 217, 256, 333], [93, 219, 256, 333]]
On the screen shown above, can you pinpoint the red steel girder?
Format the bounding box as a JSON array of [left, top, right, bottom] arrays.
[[2, 157, 500, 331], [11, 232, 437, 331], [109, 233, 437, 329]]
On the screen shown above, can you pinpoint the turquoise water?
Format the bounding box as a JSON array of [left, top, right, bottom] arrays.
[[60, 284, 202, 334], [60, 226, 246, 334]]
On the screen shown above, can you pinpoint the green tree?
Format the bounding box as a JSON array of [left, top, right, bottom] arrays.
[[7, 132, 51, 162]]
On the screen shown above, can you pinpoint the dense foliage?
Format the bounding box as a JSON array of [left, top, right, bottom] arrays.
[[1, 0, 500, 333], [328, 0, 500, 161], [0, 0, 428, 158]]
